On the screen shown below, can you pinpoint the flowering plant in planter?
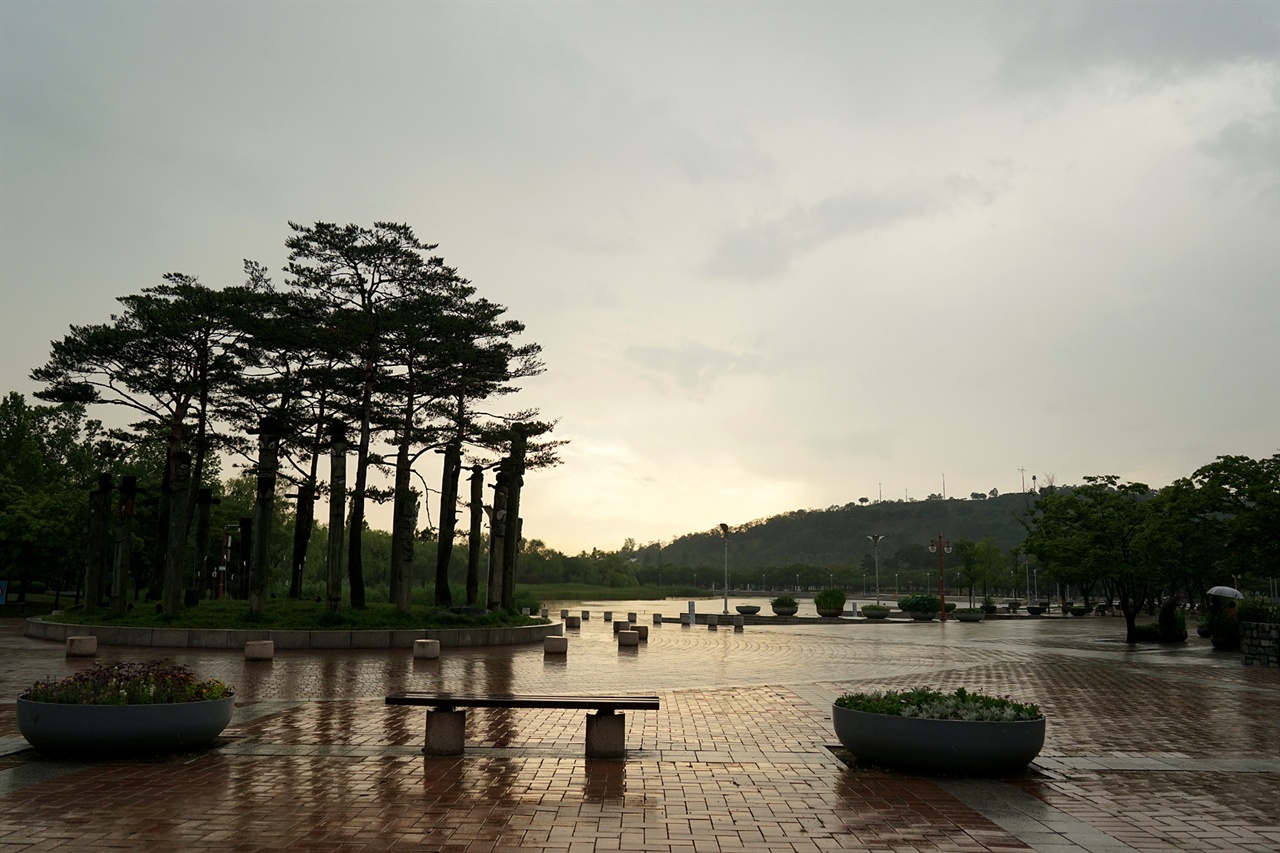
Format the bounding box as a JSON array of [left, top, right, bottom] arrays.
[[831, 687, 1046, 774], [22, 661, 234, 705], [18, 661, 236, 756], [835, 687, 1041, 721]]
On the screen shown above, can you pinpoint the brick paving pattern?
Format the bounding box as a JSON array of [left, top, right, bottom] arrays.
[[1, 608, 1276, 852]]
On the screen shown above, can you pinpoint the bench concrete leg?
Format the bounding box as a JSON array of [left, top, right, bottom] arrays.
[[424, 709, 466, 756], [66, 636, 97, 657], [413, 639, 440, 659], [585, 711, 626, 759]]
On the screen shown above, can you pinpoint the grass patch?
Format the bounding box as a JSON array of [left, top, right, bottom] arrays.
[[524, 584, 697, 601], [41, 599, 545, 631]]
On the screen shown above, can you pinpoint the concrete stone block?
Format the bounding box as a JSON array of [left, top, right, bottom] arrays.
[[65, 635, 97, 657], [627, 612, 638, 623], [604, 611, 613, 622], [680, 612, 691, 625], [522, 607, 530, 616], [733, 616, 745, 632], [565, 615, 581, 629], [544, 636, 568, 655], [585, 711, 626, 759], [653, 614, 663, 624], [541, 609, 549, 618], [618, 630, 639, 646], [244, 640, 274, 661], [706, 614, 719, 627], [581, 610, 591, 620], [613, 620, 625, 633], [414, 639, 441, 659], [561, 609, 570, 619], [635, 625, 649, 641], [424, 709, 466, 756]]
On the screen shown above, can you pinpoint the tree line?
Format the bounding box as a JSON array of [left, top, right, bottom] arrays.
[[7, 221, 558, 615]]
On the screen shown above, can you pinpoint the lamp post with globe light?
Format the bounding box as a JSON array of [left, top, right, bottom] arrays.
[[928, 533, 953, 622], [867, 534, 886, 605]]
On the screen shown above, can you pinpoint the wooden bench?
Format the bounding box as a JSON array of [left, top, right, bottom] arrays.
[[385, 692, 660, 759]]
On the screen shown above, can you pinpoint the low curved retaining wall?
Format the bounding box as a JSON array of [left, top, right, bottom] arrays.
[[25, 617, 562, 649]]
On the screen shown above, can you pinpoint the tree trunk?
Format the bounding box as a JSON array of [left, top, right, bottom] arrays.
[[288, 479, 316, 600], [487, 472, 508, 611], [434, 439, 462, 607], [347, 379, 374, 609], [249, 417, 280, 617], [389, 409, 416, 614], [466, 464, 484, 606], [326, 425, 347, 613], [192, 487, 214, 605], [500, 429, 528, 612], [86, 473, 113, 615], [110, 476, 137, 614], [162, 453, 193, 616]]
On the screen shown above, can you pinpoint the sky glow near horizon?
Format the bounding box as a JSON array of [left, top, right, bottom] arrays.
[[1, 2, 1276, 555]]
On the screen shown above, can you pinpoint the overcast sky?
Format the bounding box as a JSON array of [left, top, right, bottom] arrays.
[[2, 2, 1276, 554]]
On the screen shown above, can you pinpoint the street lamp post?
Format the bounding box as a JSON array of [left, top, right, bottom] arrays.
[[928, 532, 953, 622], [867, 534, 885, 605], [719, 523, 730, 615]]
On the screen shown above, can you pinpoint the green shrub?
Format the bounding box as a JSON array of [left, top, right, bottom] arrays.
[[1238, 595, 1280, 624], [1131, 622, 1162, 641], [814, 588, 846, 610], [771, 595, 798, 608], [898, 594, 940, 613], [861, 604, 889, 612], [835, 687, 1041, 721]]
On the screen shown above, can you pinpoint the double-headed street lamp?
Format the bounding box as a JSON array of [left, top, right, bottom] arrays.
[[928, 532, 953, 622], [867, 534, 886, 605]]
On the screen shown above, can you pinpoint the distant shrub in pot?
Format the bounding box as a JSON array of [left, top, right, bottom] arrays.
[[861, 604, 890, 619], [814, 588, 846, 616], [770, 595, 799, 616], [898, 594, 940, 619]]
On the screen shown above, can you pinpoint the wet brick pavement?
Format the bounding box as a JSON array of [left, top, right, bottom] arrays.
[[1, 608, 1277, 852]]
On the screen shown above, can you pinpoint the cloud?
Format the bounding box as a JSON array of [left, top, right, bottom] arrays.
[[703, 174, 1006, 281], [1199, 114, 1280, 214], [624, 340, 767, 397]]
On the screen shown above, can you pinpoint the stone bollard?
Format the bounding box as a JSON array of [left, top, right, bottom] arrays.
[[734, 615, 745, 632], [635, 624, 649, 641], [541, 608, 549, 618], [565, 615, 582, 629], [521, 607, 530, 616], [413, 639, 441, 660], [680, 612, 691, 625], [654, 613, 663, 624], [581, 610, 590, 621], [544, 636, 568, 655], [618, 630, 640, 647], [561, 609, 570, 619], [627, 612, 637, 623], [706, 614, 719, 627], [244, 640, 274, 661], [604, 611, 613, 622], [614, 620, 626, 634], [65, 636, 97, 657]]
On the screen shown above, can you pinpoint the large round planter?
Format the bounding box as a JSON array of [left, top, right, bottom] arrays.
[[816, 607, 844, 618], [1069, 606, 1089, 617], [1026, 606, 1045, 616], [908, 612, 935, 622], [1210, 635, 1241, 651], [832, 704, 1045, 775], [735, 605, 761, 615], [861, 608, 890, 620], [981, 605, 998, 615], [771, 605, 798, 617], [955, 612, 985, 623], [17, 696, 235, 756]]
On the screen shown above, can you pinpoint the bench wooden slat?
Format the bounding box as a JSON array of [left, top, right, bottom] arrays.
[[385, 692, 659, 711]]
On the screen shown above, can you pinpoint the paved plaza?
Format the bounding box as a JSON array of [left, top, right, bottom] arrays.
[[1, 605, 1277, 853]]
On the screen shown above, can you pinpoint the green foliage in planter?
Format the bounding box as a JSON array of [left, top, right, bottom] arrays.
[[1238, 595, 1280, 624], [954, 608, 982, 614], [897, 594, 940, 613], [813, 588, 846, 610], [861, 604, 890, 612], [771, 595, 798, 608], [944, 602, 957, 612], [21, 661, 233, 706], [835, 687, 1042, 722]]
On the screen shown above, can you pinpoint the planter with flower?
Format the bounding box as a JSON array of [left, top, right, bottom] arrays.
[[770, 595, 799, 617], [18, 661, 235, 756], [898, 594, 940, 622], [832, 687, 1045, 774], [814, 588, 847, 618]]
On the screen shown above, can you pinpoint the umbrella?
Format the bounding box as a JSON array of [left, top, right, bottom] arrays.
[[1206, 585, 1244, 599]]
